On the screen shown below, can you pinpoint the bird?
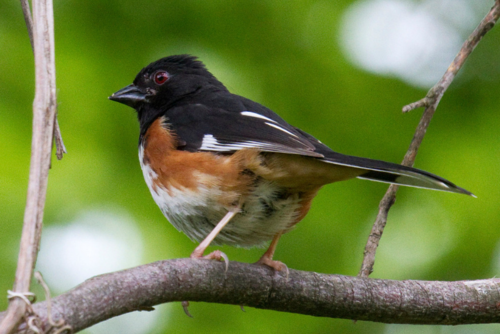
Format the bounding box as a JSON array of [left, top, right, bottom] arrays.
[[109, 54, 472, 272]]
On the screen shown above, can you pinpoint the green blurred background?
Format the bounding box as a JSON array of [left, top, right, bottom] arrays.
[[1, 0, 500, 333]]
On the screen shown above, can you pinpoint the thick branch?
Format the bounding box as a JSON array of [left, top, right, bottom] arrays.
[[1, 260, 499, 333], [358, 1, 500, 278]]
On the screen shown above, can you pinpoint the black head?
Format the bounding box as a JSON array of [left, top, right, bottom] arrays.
[[109, 55, 226, 129]]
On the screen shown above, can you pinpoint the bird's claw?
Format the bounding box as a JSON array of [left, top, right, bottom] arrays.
[[191, 250, 229, 272]]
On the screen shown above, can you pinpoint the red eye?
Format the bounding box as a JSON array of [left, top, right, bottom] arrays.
[[154, 71, 169, 85]]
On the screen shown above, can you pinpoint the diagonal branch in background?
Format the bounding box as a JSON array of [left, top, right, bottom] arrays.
[[0, 0, 59, 333], [1, 259, 500, 333], [19, 0, 34, 51], [358, 0, 500, 278]]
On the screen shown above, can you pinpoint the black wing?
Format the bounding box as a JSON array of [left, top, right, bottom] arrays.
[[165, 97, 324, 158]]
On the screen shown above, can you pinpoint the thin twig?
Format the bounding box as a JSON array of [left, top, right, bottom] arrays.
[[34, 272, 72, 333], [54, 117, 67, 160], [358, 1, 500, 278], [0, 0, 58, 333], [19, 0, 34, 51], [19, 0, 66, 160]]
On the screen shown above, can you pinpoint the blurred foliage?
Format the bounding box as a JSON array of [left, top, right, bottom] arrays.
[[1, 0, 500, 333]]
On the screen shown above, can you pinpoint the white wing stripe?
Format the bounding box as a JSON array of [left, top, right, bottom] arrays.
[[200, 134, 277, 151], [241, 111, 278, 123], [265, 122, 299, 138]]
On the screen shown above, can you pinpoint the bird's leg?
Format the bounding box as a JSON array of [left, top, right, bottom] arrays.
[[184, 208, 240, 314], [255, 232, 288, 275], [190, 208, 239, 270]]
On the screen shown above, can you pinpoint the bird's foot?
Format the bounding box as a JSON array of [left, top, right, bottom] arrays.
[[255, 254, 289, 280], [190, 249, 229, 272], [183, 250, 229, 317]]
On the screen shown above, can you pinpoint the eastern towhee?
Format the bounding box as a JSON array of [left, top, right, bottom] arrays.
[[109, 55, 472, 271]]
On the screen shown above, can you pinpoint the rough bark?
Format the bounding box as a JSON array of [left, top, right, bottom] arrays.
[[1, 259, 499, 333]]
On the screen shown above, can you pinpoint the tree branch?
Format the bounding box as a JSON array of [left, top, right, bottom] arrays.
[[358, 0, 500, 278], [19, 0, 66, 161], [0, 1, 58, 333], [1, 259, 500, 333], [19, 0, 34, 51]]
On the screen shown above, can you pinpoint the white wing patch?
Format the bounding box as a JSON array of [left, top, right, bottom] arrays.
[[240, 111, 277, 123], [200, 134, 279, 152]]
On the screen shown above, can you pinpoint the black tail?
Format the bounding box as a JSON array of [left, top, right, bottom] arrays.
[[321, 152, 473, 196]]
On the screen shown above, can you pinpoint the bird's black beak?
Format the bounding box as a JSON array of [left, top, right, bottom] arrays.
[[109, 84, 150, 108]]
